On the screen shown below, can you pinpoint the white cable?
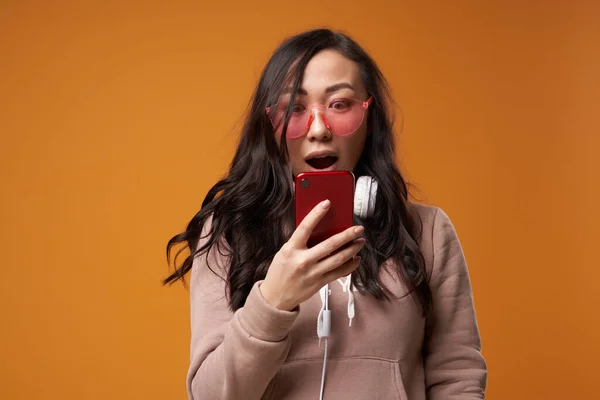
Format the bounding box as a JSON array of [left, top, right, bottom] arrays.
[[319, 336, 329, 400], [317, 284, 331, 400], [347, 288, 355, 327]]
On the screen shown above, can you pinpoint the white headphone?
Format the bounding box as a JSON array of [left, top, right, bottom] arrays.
[[354, 175, 378, 219]]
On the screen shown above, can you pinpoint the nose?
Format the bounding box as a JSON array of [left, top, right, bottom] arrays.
[[306, 106, 332, 141]]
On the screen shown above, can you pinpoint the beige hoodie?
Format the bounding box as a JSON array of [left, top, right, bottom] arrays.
[[186, 204, 487, 399]]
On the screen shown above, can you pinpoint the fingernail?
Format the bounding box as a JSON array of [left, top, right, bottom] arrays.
[[321, 200, 331, 208], [354, 256, 362, 262], [354, 226, 364, 234]]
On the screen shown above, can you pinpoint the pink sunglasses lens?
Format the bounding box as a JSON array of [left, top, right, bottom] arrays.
[[322, 100, 367, 136], [268, 109, 310, 138]]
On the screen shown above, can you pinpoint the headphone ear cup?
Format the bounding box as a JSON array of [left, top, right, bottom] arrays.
[[367, 178, 378, 217], [353, 178, 366, 218], [354, 176, 377, 219]]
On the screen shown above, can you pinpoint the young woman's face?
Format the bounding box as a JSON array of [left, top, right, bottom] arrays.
[[274, 49, 369, 176]]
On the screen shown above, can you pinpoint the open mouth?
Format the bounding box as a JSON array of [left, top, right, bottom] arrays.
[[306, 156, 338, 170]]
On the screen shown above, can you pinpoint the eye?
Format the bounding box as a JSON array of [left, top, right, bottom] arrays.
[[291, 104, 305, 113], [330, 99, 351, 111], [276, 103, 304, 113]]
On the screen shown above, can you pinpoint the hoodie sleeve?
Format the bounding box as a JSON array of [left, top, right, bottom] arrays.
[[423, 208, 487, 399], [186, 220, 299, 400]]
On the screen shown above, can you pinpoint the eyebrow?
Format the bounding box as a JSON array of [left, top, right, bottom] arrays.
[[282, 82, 356, 96]]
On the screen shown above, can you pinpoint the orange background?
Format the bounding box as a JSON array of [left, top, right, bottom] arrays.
[[1, 1, 598, 399]]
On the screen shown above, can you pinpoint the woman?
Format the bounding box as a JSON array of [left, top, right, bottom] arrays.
[[166, 28, 487, 400]]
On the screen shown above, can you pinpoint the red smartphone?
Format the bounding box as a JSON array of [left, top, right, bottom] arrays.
[[294, 170, 355, 248]]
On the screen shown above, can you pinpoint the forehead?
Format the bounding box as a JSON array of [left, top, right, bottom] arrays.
[[300, 49, 365, 94]]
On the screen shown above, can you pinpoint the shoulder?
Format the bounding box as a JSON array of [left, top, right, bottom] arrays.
[[410, 202, 437, 230], [191, 212, 230, 285], [409, 202, 461, 264], [410, 203, 455, 234]]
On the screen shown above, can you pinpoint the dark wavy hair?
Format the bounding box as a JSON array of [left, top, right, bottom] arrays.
[[165, 28, 432, 316]]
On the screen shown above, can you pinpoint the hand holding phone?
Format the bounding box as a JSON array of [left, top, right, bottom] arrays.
[[259, 173, 365, 311]]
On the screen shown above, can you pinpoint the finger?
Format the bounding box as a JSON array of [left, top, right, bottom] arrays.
[[314, 239, 365, 276], [321, 256, 362, 284], [289, 199, 331, 247], [310, 225, 364, 261]]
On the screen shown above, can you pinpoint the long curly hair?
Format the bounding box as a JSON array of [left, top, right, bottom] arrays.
[[165, 28, 432, 316]]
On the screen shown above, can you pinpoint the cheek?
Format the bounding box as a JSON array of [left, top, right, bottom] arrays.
[[285, 139, 301, 156], [275, 133, 299, 156], [346, 130, 368, 158], [337, 131, 367, 171]]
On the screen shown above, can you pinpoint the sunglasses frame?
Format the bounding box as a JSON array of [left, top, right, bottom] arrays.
[[266, 96, 373, 138]]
